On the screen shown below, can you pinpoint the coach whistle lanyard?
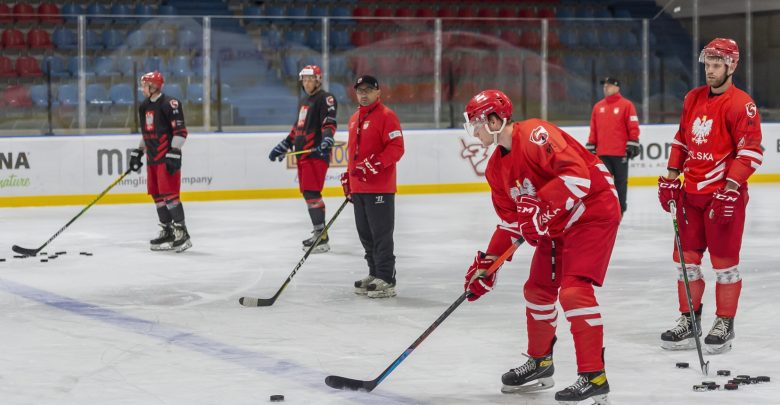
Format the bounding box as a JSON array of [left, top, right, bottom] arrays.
[[354, 102, 379, 161]]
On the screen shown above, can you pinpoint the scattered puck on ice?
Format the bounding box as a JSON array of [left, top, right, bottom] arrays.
[[79, 252, 93, 256], [702, 381, 717, 387], [40, 259, 48, 262], [707, 384, 720, 390], [56, 251, 66, 255], [729, 379, 747, 385], [13, 255, 25, 259], [676, 362, 689, 368], [757, 376, 770, 382], [717, 369, 731, 376], [270, 394, 284, 402], [724, 383, 739, 390], [736, 375, 751, 379], [0, 258, 5, 262], [692, 384, 708, 392]]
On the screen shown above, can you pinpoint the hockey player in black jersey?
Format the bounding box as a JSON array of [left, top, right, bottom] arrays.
[[268, 65, 338, 253], [128, 71, 192, 252]]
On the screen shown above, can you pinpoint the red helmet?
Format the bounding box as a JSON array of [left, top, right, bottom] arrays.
[[140, 71, 165, 89], [299, 65, 322, 81], [464, 89, 513, 123], [699, 38, 739, 67]]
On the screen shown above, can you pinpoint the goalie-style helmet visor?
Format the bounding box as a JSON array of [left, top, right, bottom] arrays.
[[463, 111, 487, 137]]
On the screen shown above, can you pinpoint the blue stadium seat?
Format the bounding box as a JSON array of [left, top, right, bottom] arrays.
[[177, 30, 199, 49], [600, 30, 620, 49], [86, 3, 110, 25], [310, 6, 328, 17], [284, 30, 306, 45], [329, 82, 347, 103], [614, 9, 631, 19], [306, 29, 323, 50], [58, 84, 78, 106], [85, 29, 103, 50], [144, 56, 165, 75], [110, 4, 130, 24], [559, 27, 577, 48], [594, 8, 612, 19], [61, 4, 83, 24], [187, 83, 204, 104], [575, 7, 594, 19], [243, 6, 262, 27], [103, 29, 123, 50], [95, 56, 118, 77], [331, 6, 354, 25], [621, 31, 638, 49], [134, 4, 155, 23], [154, 30, 176, 49], [86, 83, 111, 105], [212, 84, 231, 104], [110, 83, 134, 105], [288, 6, 307, 24], [116, 55, 137, 76], [52, 27, 76, 50], [67, 56, 94, 77], [169, 55, 192, 77], [330, 55, 348, 77], [30, 85, 54, 107], [580, 28, 599, 49], [164, 83, 184, 101], [261, 30, 283, 49], [41, 56, 69, 77], [159, 5, 177, 15], [127, 31, 149, 49], [330, 30, 351, 50], [265, 5, 286, 25]]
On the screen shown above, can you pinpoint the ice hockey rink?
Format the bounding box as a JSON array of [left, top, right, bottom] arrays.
[[1, 185, 778, 405]]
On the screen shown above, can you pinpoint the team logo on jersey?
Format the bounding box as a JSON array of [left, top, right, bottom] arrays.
[[326, 96, 335, 106], [145, 111, 154, 131], [510, 178, 537, 201], [691, 115, 713, 145], [363, 121, 370, 130], [388, 130, 402, 139], [613, 107, 620, 114], [530, 125, 549, 146], [170, 99, 179, 109], [297, 105, 309, 127], [745, 102, 757, 118], [599, 107, 605, 113]]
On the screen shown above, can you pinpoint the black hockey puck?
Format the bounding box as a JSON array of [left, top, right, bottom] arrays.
[[56, 251, 66, 255], [13, 255, 25, 259], [724, 383, 738, 390], [757, 376, 770, 382], [736, 374, 751, 379], [692, 384, 708, 392], [40, 259, 48, 262], [717, 369, 731, 376], [270, 394, 284, 402], [676, 362, 689, 368], [707, 384, 720, 390], [702, 381, 717, 386], [0, 258, 5, 262]]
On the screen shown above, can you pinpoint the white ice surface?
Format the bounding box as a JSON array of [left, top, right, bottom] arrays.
[[1, 186, 778, 405]]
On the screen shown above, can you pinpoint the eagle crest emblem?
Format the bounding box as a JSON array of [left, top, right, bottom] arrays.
[[691, 116, 713, 145]]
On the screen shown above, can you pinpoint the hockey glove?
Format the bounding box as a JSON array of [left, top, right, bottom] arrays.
[[340, 172, 352, 202], [164, 148, 182, 174], [464, 251, 498, 302], [709, 188, 740, 225], [516, 195, 553, 247], [657, 176, 682, 213], [269, 138, 292, 162], [129, 148, 144, 173], [351, 154, 382, 182], [626, 140, 640, 160], [315, 137, 335, 157], [585, 143, 597, 154]]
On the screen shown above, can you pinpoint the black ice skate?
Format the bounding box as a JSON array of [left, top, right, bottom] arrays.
[[150, 223, 175, 251], [171, 222, 192, 253], [501, 352, 555, 394], [302, 228, 329, 253], [354, 275, 376, 295], [660, 310, 702, 351], [704, 316, 735, 354], [554, 370, 610, 405], [366, 278, 396, 298]]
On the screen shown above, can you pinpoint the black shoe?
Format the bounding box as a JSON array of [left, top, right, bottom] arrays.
[[704, 317, 734, 354], [661, 309, 702, 351], [150, 223, 174, 251], [554, 370, 610, 404], [171, 222, 191, 253], [501, 353, 555, 393]]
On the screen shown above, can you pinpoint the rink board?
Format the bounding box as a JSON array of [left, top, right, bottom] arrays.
[[1, 124, 779, 207]]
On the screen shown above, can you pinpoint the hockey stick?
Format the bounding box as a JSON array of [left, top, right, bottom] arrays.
[[325, 238, 525, 392], [239, 198, 350, 307], [12, 167, 133, 257], [668, 200, 709, 375], [286, 149, 313, 157]]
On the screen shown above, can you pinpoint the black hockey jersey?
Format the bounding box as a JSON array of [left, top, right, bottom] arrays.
[[139, 94, 188, 164], [286, 89, 338, 162]]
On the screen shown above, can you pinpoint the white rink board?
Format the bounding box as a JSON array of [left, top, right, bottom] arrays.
[[1, 124, 779, 198]]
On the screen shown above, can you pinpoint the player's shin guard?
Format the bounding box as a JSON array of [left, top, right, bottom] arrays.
[[677, 265, 704, 313], [154, 197, 172, 224], [303, 190, 326, 228], [524, 282, 558, 358], [714, 267, 742, 318], [166, 195, 185, 224], [560, 280, 604, 373]]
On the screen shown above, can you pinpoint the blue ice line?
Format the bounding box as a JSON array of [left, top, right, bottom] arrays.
[[0, 279, 426, 405]]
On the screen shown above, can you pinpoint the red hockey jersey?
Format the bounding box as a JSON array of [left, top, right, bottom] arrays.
[[667, 85, 763, 195], [346, 99, 405, 193], [587, 93, 640, 156], [484, 119, 620, 256]]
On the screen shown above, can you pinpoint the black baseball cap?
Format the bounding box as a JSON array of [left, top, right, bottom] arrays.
[[354, 75, 379, 89], [600, 77, 620, 86]]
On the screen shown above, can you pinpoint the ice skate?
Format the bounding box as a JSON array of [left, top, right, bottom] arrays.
[[354, 275, 376, 295], [704, 317, 734, 354], [501, 353, 555, 394], [661, 311, 701, 351], [171, 222, 192, 253], [554, 370, 610, 405], [302, 228, 330, 253], [150, 223, 175, 251], [366, 278, 396, 298]]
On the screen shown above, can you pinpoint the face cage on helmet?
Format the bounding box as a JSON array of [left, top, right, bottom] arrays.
[[463, 112, 507, 145], [698, 49, 735, 67]]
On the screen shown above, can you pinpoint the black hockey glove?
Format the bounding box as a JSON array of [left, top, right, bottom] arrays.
[[315, 137, 334, 157], [165, 148, 182, 174], [269, 138, 292, 162], [585, 143, 597, 154], [626, 140, 640, 160], [129, 148, 144, 173]]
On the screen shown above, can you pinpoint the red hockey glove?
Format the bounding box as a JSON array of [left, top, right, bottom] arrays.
[[516, 195, 552, 247], [657, 176, 682, 213], [709, 188, 740, 225], [340, 172, 352, 202], [351, 154, 382, 182], [464, 251, 498, 302]]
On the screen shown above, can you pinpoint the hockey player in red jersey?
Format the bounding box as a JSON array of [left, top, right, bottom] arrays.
[[268, 65, 338, 253], [128, 71, 191, 252], [658, 38, 763, 354], [462, 90, 620, 404]]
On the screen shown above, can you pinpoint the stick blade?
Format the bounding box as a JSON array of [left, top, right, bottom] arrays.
[[12, 245, 38, 257], [325, 375, 376, 392], [238, 296, 276, 307]]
